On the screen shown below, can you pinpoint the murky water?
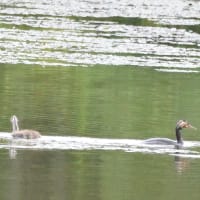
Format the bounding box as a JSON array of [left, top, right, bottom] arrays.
[[1, 0, 200, 200]]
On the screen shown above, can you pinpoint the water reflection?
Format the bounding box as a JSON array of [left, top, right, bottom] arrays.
[[174, 155, 191, 174], [8, 147, 17, 159], [1, 148, 200, 200], [0, 0, 200, 70]]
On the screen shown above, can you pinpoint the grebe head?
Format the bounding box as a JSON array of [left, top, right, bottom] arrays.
[[176, 120, 197, 130], [10, 115, 19, 132], [176, 119, 197, 144]]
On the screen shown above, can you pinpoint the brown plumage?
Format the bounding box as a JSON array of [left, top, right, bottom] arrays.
[[11, 115, 41, 139]]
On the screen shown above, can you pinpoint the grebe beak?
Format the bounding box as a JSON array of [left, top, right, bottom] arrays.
[[189, 124, 197, 130]]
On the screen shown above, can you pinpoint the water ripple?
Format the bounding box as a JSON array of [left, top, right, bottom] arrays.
[[1, 0, 200, 71]]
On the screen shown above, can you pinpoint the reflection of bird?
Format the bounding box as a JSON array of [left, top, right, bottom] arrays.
[[144, 120, 196, 145], [10, 115, 41, 139]]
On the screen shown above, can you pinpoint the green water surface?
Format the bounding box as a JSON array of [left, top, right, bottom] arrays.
[[0, 64, 199, 200]]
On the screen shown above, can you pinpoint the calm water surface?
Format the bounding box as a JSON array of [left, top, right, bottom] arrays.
[[1, 0, 200, 200], [1, 150, 200, 200]]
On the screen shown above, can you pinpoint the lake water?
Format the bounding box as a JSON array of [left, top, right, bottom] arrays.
[[1, 0, 200, 199]]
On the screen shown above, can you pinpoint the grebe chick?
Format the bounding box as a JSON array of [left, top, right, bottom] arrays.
[[10, 115, 41, 139], [144, 120, 196, 145]]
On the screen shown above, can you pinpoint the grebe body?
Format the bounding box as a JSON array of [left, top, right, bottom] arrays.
[[144, 120, 196, 146], [11, 115, 41, 139], [144, 138, 176, 145]]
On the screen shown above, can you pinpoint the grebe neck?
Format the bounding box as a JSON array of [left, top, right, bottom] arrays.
[[176, 127, 183, 144], [11, 115, 19, 132]]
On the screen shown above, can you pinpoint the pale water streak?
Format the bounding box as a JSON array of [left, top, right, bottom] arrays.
[[1, 132, 200, 158]]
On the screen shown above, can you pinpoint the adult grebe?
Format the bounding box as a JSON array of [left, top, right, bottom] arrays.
[[10, 115, 41, 139], [144, 120, 196, 145]]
